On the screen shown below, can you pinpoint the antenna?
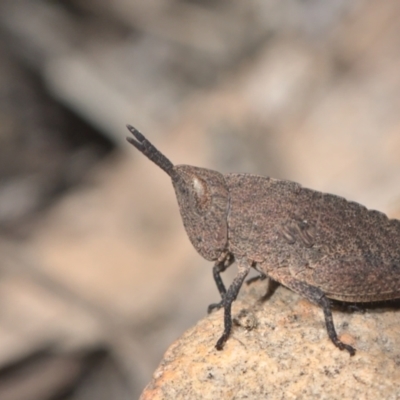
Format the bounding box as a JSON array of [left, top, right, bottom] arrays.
[[126, 125, 174, 176]]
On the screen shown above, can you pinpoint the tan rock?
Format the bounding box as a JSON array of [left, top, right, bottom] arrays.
[[140, 280, 400, 399]]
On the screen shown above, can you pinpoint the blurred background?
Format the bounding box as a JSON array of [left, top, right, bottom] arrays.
[[0, 0, 400, 398]]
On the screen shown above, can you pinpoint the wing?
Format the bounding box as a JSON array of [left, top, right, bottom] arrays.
[[285, 189, 400, 302], [310, 256, 400, 302]]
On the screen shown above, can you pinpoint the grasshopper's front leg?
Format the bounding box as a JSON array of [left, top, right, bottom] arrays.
[[214, 258, 252, 350]]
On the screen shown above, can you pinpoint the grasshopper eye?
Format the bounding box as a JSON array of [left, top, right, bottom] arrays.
[[192, 176, 211, 212]]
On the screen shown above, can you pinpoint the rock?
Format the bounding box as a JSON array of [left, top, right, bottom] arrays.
[[140, 280, 400, 399]]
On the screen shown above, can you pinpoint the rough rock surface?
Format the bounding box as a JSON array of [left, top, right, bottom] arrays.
[[140, 280, 400, 399]]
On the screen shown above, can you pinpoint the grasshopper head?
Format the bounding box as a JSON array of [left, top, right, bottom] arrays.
[[127, 126, 229, 261]]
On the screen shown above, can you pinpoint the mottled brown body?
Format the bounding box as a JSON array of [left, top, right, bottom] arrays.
[[126, 126, 400, 356], [226, 174, 400, 303]]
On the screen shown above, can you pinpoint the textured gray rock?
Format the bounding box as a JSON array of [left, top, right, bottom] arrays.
[[140, 280, 400, 399]]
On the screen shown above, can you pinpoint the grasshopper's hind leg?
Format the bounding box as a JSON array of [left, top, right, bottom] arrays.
[[267, 268, 356, 356]]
